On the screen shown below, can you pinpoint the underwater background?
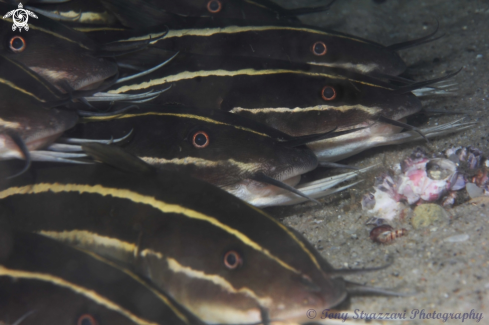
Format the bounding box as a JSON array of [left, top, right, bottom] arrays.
[[269, 0, 489, 323], [0, 0, 487, 324]]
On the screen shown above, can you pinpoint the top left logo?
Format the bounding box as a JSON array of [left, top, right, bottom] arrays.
[[3, 3, 38, 32]]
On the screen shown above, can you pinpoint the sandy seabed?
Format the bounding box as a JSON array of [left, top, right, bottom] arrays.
[[267, 1, 489, 324]]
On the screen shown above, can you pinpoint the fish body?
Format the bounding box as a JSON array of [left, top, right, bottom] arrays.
[[26, 0, 119, 26], [106, 53, 421, 163], [98, 0, 333, 28], [0, 55, 77, 163], [0, 2, 117, 92], [93, 17, 406, 75], [151, 20, 406, 75], [0, 161, 350, 324], [0, 230, 205, 325], [0, 104, 77, 159], [74, 106, 319, 203], [109, 53, 421, 137]]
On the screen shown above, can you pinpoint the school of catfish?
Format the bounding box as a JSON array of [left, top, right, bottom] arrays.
[[0, 0, 469, 324]]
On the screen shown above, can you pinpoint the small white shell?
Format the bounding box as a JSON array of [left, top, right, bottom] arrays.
[[444, 234, 469, 242]]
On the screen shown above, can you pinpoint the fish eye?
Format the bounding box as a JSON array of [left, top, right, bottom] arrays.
[[207, 0, 222, 13], [77, 314, 98, 325], [312, 41, 327, 56], [321, 86, 337, 101], [9, 36, 26, 53], [224, 250, 242, 269], [192, 131, 210, 148]]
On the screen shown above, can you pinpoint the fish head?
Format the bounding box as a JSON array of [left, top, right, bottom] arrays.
[[0, 105, 78, 161], [137, 205, 347, 324], [157, 112, 318, 191], [0, 55, 78, 160], [1, 104, 77, 150], [164, 120, 318, 185], [303, 33, 406, 75], [227, 74, 421, 137], [0, 14, 117, 92]]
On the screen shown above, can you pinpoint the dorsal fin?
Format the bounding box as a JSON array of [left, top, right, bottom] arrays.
[[281, 0, 336, 17], [82, 142, 156, 175]]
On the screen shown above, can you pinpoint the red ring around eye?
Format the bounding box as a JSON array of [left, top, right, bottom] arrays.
[[9, 36, 26, 53], [207, 0, 222, 13], [312, 41, 327, 56], [321, 86, 336, 101], [192, 131, 210, 148], [77, 314, 98, 325], [224, 250, 242, 269]]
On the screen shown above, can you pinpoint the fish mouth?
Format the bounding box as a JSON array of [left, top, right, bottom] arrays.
[[224, 147, 318, 201], [269, 146, 320, 180], [0, 132, 63, 161], [265, 280, 348, 324], [26, 109, 79, 148], [24, 133, 67, 151], [0, 108, 78, 160], [256, 146, 318, 183]]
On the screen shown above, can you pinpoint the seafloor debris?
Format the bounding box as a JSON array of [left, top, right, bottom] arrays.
[[369, 224, 408, 244], [362, 147, 488, 220], [446, 146, 489, 197], [411, 203, 448, 229]]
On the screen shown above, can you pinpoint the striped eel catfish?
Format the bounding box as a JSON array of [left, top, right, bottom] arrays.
[[98, 0, 335, 28], [0, 55, 80, 172], [102, 53, 464, 162], [0, 230, 206, 325], [105, 53, 423, 137], [0, 2, 159, 94], [150, 22, 405, 76], [71, 106, 366, 206], [86, 18, 412, 76], [24, 0, 119, 26], [0, 156, 400, 324]]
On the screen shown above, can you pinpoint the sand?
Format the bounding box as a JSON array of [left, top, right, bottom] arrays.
[[267, 0, 489, 324]]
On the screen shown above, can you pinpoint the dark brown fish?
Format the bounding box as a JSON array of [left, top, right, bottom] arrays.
[[0, 55, 78, 172], [0, 2, 159, 94], [98, 0, 334, 28], [0, 155, 400, 324], [0, 230, 206, 325]]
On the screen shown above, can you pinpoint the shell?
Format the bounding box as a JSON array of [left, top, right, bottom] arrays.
[[369, 225, 408, 244], [362, 147, 469, 219]]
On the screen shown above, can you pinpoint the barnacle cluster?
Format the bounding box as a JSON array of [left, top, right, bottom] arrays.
[[362, 147, 488, 221]]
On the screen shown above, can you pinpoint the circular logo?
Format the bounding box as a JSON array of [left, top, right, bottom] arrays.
[[3, 3, 38, 32], [13, 9, 28, 28], [306, 309, 317, 319]]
